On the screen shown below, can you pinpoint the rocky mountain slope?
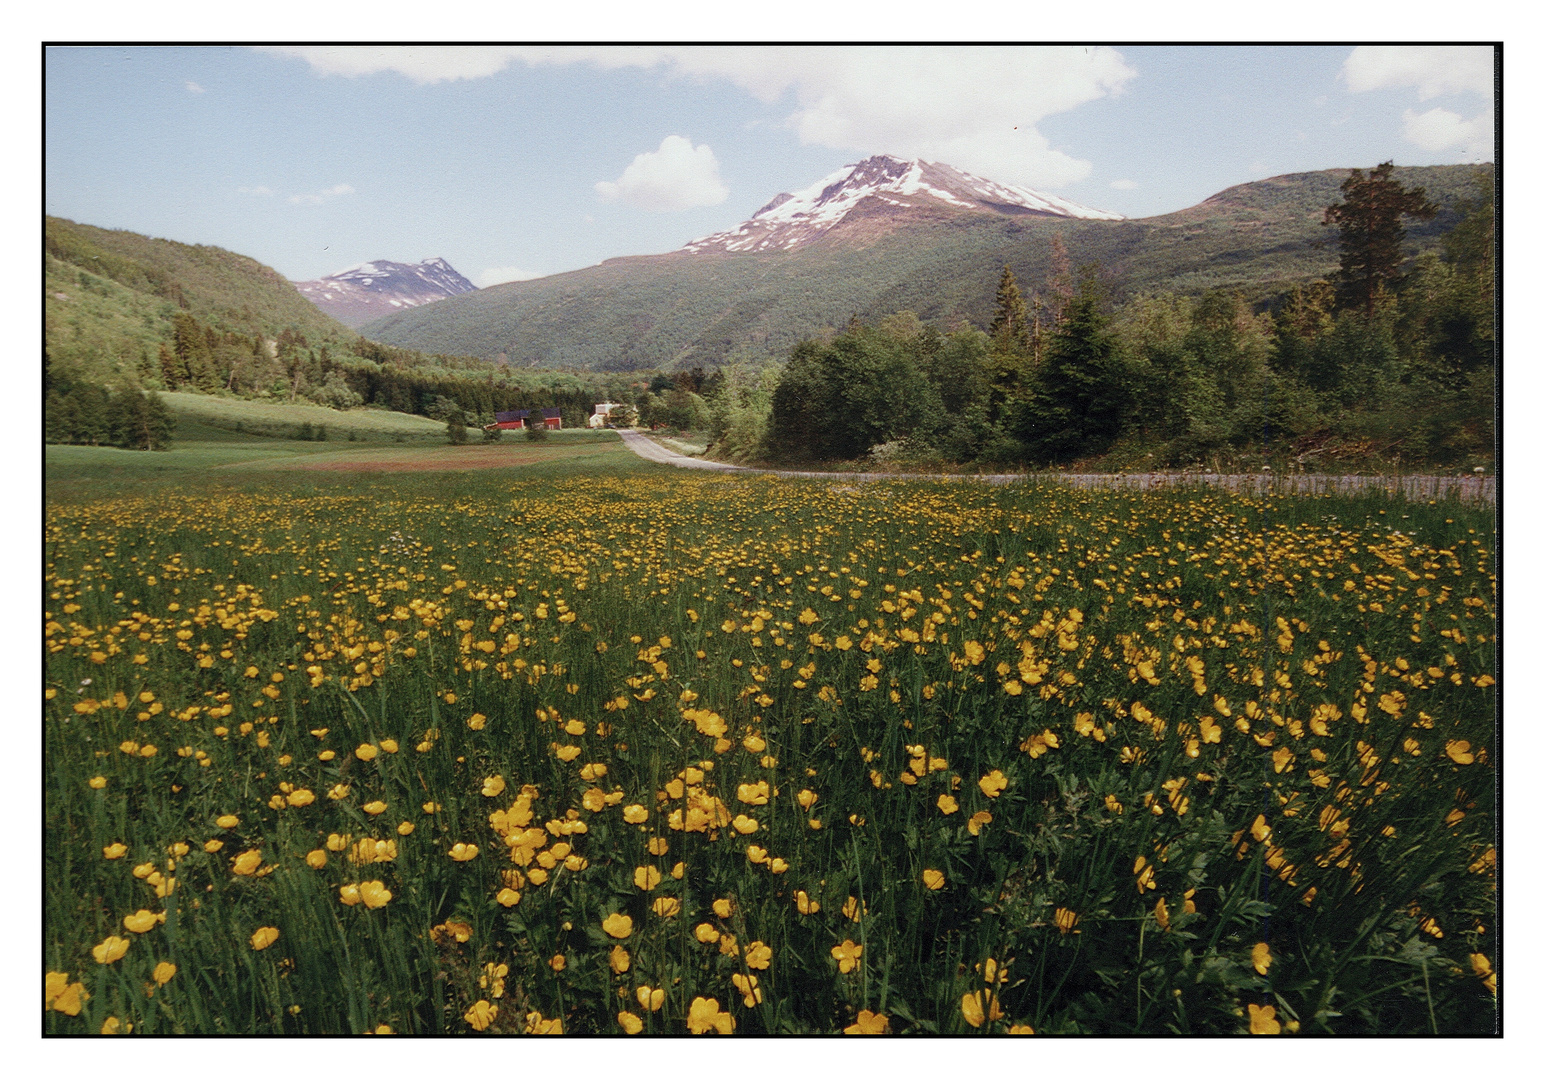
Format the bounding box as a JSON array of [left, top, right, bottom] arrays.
[[294, 258, 476, 328]]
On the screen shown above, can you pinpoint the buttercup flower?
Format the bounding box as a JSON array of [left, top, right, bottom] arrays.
[[1252, 942, 1271, 976], [465, 1000, 497, 1031], [978, 770, 1007, 798], [636, 985, 665, 1012], [1248, 1003, 1280, 1034], [845, 1009, 889, 1034], [602, 912, 633, 939], [922, 869, 946, 890], [832, 939, 863, 973], [687, 996, 734, 1034], [152, 961, 177, 986], [250, 926, 280, 951], [122, 909, 163, 934], [448, 843, 479, 862], [618, 1010, 643, 1033], [634, 865, 662, 891], [93, 936, 130, 964], [745, 941, 773, 969], [103, 843, 127, 860]]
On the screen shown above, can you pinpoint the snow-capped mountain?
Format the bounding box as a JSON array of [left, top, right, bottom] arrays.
[[683, 155, 1122, 254], [293, 258, 476, 328]]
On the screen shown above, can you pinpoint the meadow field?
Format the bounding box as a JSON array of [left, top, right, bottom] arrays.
[[44, 437, 1496, 1035]]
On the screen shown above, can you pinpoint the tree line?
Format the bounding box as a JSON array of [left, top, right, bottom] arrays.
[[751, 163, 1493, 471]]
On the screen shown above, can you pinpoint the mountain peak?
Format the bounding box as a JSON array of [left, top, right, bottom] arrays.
[[683, 156, 1120, 254], [294, 257, 476, 329]]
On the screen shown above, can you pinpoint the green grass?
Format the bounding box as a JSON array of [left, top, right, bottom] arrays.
[[159, 392, 449, 441], [44, 455, 1496, 1034]]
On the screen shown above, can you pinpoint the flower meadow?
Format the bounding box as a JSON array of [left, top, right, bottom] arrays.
[[45, 467, 1496, 1034]]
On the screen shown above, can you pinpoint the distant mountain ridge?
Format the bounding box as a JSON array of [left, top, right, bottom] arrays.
[[683, 155, 1122, 254], [294, 258, 476, 328]]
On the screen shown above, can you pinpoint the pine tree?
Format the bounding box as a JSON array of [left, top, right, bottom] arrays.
[[1323, 162, 1438, 317]]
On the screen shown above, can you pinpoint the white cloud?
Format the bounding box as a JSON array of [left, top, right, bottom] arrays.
[[595, 135, 728, 212], [258, 46, 525, 84], [288, 183, 356, 206], [1402, 106, 1494, 159], [260, 45, 1136, 190], [185, 80, 205, 94], [1109, 179, 1137, 190], [237, 185, 273, 197], [1342, 46, 1494, 100], [476, 266, 545, 288]]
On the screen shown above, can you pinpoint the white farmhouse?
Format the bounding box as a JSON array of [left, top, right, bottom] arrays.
[[589, 402, 625, 428]]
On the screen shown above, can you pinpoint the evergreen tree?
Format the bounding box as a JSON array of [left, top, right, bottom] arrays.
[[986, 267, 1033, 426], [988, 267, 1032, 353], [1323, 162, 1438, 317], [1015, 269, 1130, 463], [158, 344, 180, 388]]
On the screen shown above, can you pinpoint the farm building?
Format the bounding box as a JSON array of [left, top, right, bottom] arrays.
[[541, 407, 562, 430], [589, 402, 623, 428], [488, 409, 531, 430]]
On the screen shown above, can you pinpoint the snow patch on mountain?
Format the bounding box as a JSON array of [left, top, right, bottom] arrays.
[[293, 258, 477, 328], [683, 155, 1121, 254]]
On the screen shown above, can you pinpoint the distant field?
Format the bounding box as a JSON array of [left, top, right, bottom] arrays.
[[46, 410, 627, 489], [160, 392, 448, 442], [227, 439, 630, 473]]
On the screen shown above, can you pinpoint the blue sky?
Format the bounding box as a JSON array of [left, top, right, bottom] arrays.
[[44, 45, 1495, 287]]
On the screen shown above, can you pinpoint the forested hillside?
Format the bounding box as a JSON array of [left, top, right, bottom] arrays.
[[362, 165, 1491, 370], [43, 217, 642, 448], [736, 164, 1495, 473]]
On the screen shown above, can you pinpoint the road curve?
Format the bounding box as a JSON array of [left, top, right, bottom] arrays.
[[613, 430, 1495, 502], [616, 430, 750, 472]]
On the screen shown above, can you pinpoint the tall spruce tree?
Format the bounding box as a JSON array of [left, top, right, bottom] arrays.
[[988, 267, 1032, 353], [1323, 162, 1438, 317], [1015, 268, 1129, 463], [986, 267, 1033, 425]]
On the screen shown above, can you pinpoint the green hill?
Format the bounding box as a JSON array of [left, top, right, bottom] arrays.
[[45, 216, 358, 382], [361, 165, 1491, 371]]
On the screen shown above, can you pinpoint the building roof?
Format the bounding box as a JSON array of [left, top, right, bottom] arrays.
[[494, 409, 530, 422], [541, 407, 562, 419]]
